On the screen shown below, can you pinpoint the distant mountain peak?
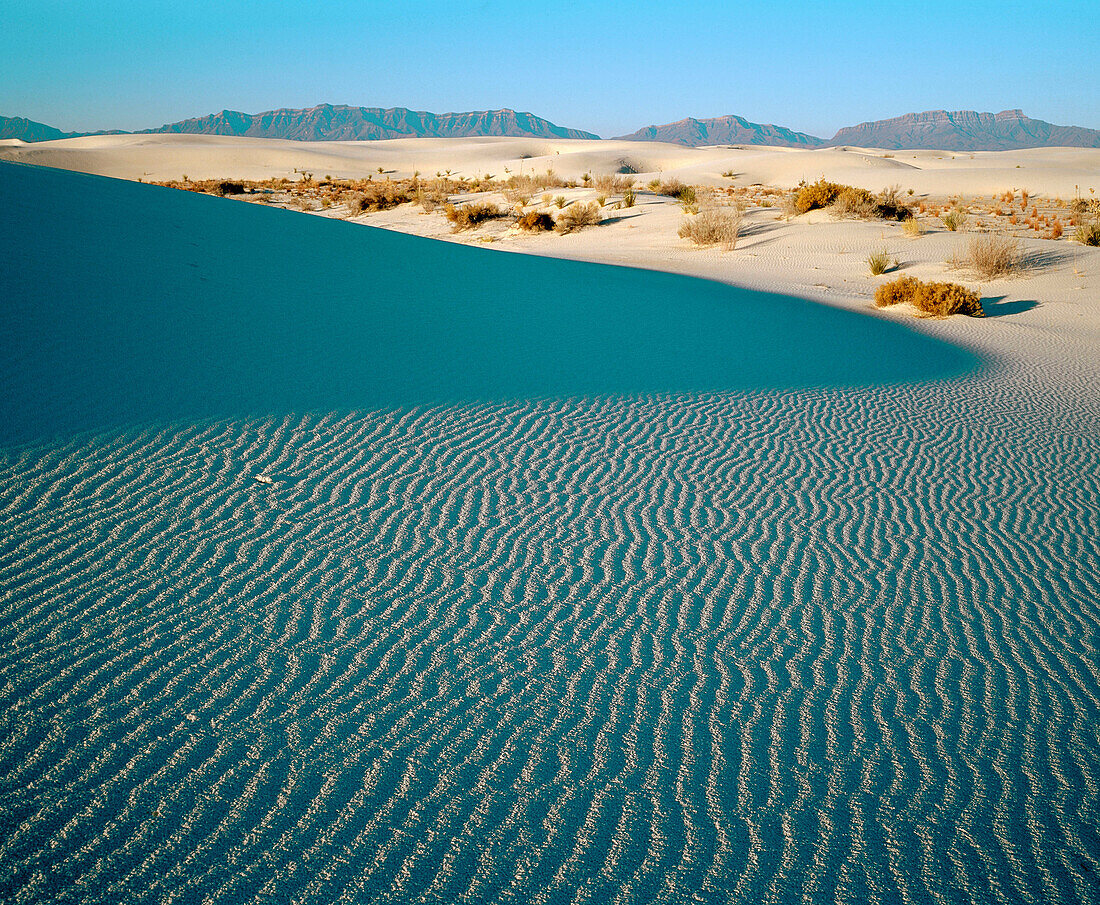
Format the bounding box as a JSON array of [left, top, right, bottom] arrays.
[[139, 104, 600, 141], [828, 109, 1100, 150], [615, 114, 824, 148]]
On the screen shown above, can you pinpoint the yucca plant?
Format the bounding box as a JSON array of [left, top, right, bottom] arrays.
[[867, 249, 892, 275]]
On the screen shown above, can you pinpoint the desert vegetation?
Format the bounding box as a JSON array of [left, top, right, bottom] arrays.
[[516, 211, 555, 232], [678, 206, 744, 249], [554, 202, 602, 234], [867, 249, 895, 275], [443, 202, 504, 231], [874, 276, 984, 317], [965, 233, 1023, 278], [791, 179, 913, 220]]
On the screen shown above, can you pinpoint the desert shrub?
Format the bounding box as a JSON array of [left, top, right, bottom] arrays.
[[676, 185, 699, 213], [554, 202, 602, 234], [941, 208, 968, 231], [867, 249, 893, 275], [622, 188, 637, 208], [593, 174, 635, 194], [351, 181, 415, 213], [966, 233, 1022, 278], [214, 180, 245, 196], [831, 186, 878, 218], [553, 196, 567, 209], [678, 207, 743, 248], [903, 218, 924, 237], [516, 211, 555, 232], [794, 178, 844, 213], [875, 185, 913, 220], [654, 178, 696, 201], [1074, 222, 1100, 246], [874, 276, 984, 317], [444, 201, 503, 230]]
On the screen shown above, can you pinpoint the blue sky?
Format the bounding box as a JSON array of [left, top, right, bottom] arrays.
[[3, 0, 1097, 137]]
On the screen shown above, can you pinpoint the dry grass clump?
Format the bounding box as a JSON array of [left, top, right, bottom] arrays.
[[903, 217, 924, 237], [516, 211, 555, 232], [867, 249, 894, 275], [874, 276, 984, 317], [966, 233, 1022, 278], [501, 171, 566, 202], [592, 174, 635, 194], [1074, 221, 1100, 246], [554, 202, 602, 234], [654, 179, 695, 201], [443, 202, 503, 231], [941, 208, 968, 231], [350, 181, 416, 213], [678, 207, 744, 249]]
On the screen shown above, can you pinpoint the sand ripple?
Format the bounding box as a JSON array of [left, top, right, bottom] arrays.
[[2, 353, 1099, 904]]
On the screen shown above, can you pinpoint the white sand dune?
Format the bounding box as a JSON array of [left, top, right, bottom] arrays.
[[2, 152, 1100, 904], [4, 133, 1098, 196]]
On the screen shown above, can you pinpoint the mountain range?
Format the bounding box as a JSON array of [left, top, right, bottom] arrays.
[[3, 104, 1099, 151]]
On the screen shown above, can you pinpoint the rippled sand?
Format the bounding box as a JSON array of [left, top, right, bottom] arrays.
[[2, 163, 1099, 904]]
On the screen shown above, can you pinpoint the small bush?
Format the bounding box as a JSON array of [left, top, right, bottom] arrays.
[[966, 233, 1022, 278], [214, 180, 245, 196], [831, 186, 878, 219], [444, 202, 503, 231], [1074, 222, 1100, 246], [903, 218, 924, 237], [592, 174, 635, 194], [794, 178, 844, 213], [516, 211, 555, 232], [553, 196, 567, 209], [942, 208, 968, 231], [655, 179, 697, 202], [874, 276, 984, 317], [351, 181, 416, 213], [867, 249, 893, 275], [678, 207, 743, 248], [554, 202, 601, 234], [622, 188, 637, 208]]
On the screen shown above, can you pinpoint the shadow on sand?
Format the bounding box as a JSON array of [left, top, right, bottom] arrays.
[[0, 162, 979, 447]]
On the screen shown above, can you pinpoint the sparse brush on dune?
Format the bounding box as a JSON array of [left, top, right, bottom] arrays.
[[443, 202, 503, 231], [678, 207, 743, 249], [794, 178, 912, 220], [677, 186, 699, 214], [1075, 221, 1100, 246], [966, 233, 1022, 278], [903, 218, 924, 237], [621, 188, 637, 208], [867, 249, 894, 275], [516, 211, 555, 232], [941, 208, 968, 231], [874, 276, 984, 317], [554, 202, 601, 234], [592, 174, 635, 195]]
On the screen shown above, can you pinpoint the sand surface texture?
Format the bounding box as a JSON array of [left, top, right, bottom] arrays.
[[1, 155, 1099, 904]]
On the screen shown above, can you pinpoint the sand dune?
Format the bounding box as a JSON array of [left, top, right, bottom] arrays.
[[2, 161, 1100, 904], [3, 133, 1098, 196]]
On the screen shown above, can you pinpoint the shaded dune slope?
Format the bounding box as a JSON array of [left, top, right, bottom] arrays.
[[2, 163, 1100, 904], [0, 162, 971, 447]]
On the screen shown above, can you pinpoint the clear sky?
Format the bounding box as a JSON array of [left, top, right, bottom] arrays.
[[3, 0, 1098, 138]]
